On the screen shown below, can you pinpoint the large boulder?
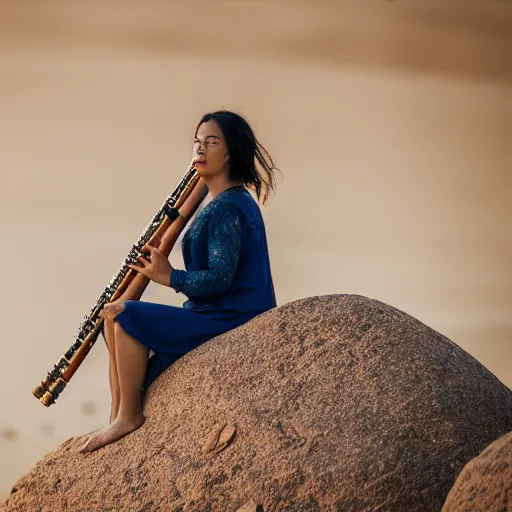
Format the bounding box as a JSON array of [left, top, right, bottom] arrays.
[[3, 295, 512, 511], [442, 432, 512, 511]]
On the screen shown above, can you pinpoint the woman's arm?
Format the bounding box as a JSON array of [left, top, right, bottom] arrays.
[[170, 204, 243, 297]]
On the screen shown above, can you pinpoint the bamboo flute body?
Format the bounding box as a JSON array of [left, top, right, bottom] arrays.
[[33, 166, 207, 406]]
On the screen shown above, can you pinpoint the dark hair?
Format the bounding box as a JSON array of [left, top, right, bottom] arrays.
[[194, 110, 281, 205]]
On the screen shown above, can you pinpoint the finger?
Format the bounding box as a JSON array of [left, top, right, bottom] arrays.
[[142, 244, 156, 254], [136, 256, 150, 267], [134, 256, 150, 266], [146, 245, 163, 257], [140, 247, 154, 260], [128, 264, 147, 275]]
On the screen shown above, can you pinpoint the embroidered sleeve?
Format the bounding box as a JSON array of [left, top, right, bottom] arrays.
[[169, 204, 243, 297]]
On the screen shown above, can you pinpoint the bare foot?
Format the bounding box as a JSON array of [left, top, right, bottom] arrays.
[[83, 427, 102, 437], [79, 415, 145, 453], [72, 427, 103, 446], [76, 411, 118, 444]]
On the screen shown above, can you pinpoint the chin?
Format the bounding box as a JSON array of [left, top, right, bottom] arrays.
[[197, 167, 222, 180]]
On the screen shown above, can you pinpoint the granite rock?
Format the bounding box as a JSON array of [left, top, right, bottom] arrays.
[[3, 295, 511, 511], [442, 432, 512, 512]]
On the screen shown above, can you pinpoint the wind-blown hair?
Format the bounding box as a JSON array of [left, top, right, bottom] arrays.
[[195, 110, 281, 205]]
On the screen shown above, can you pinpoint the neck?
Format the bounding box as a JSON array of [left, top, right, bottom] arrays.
[[205, 174, 244, 199]]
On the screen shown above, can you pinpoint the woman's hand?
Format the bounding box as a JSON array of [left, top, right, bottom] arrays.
[[99, 300, 126, 321], [128, 244, 174, 286]]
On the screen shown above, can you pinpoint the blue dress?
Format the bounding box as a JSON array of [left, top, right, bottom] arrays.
[[114, 184, 277, 390]]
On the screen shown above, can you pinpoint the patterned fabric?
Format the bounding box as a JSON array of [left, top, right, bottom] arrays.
[[169, 184, 276, 321], [170, 200, 243, 297]]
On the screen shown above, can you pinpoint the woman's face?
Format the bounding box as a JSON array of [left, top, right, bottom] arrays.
[[192, 120, 230, 179]]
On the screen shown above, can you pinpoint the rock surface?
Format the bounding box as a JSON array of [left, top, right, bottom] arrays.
[[3, 294, 512, 511], [442, 432, 512, 512]]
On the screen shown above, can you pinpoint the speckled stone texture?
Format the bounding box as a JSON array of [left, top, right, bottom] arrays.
[[442, 432, 512, 512], [3, 295, 512, 512]]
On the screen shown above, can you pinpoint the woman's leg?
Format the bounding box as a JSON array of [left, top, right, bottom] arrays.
[[77, 318, 121, 442], [104, 317, 121, 423], [80, 322, 149, 453]]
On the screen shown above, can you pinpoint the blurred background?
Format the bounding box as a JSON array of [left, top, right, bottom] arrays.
[[0, 0, 511, 502]]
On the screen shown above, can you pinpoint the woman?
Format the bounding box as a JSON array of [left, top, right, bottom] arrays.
[[80, 110, 279, 453]]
